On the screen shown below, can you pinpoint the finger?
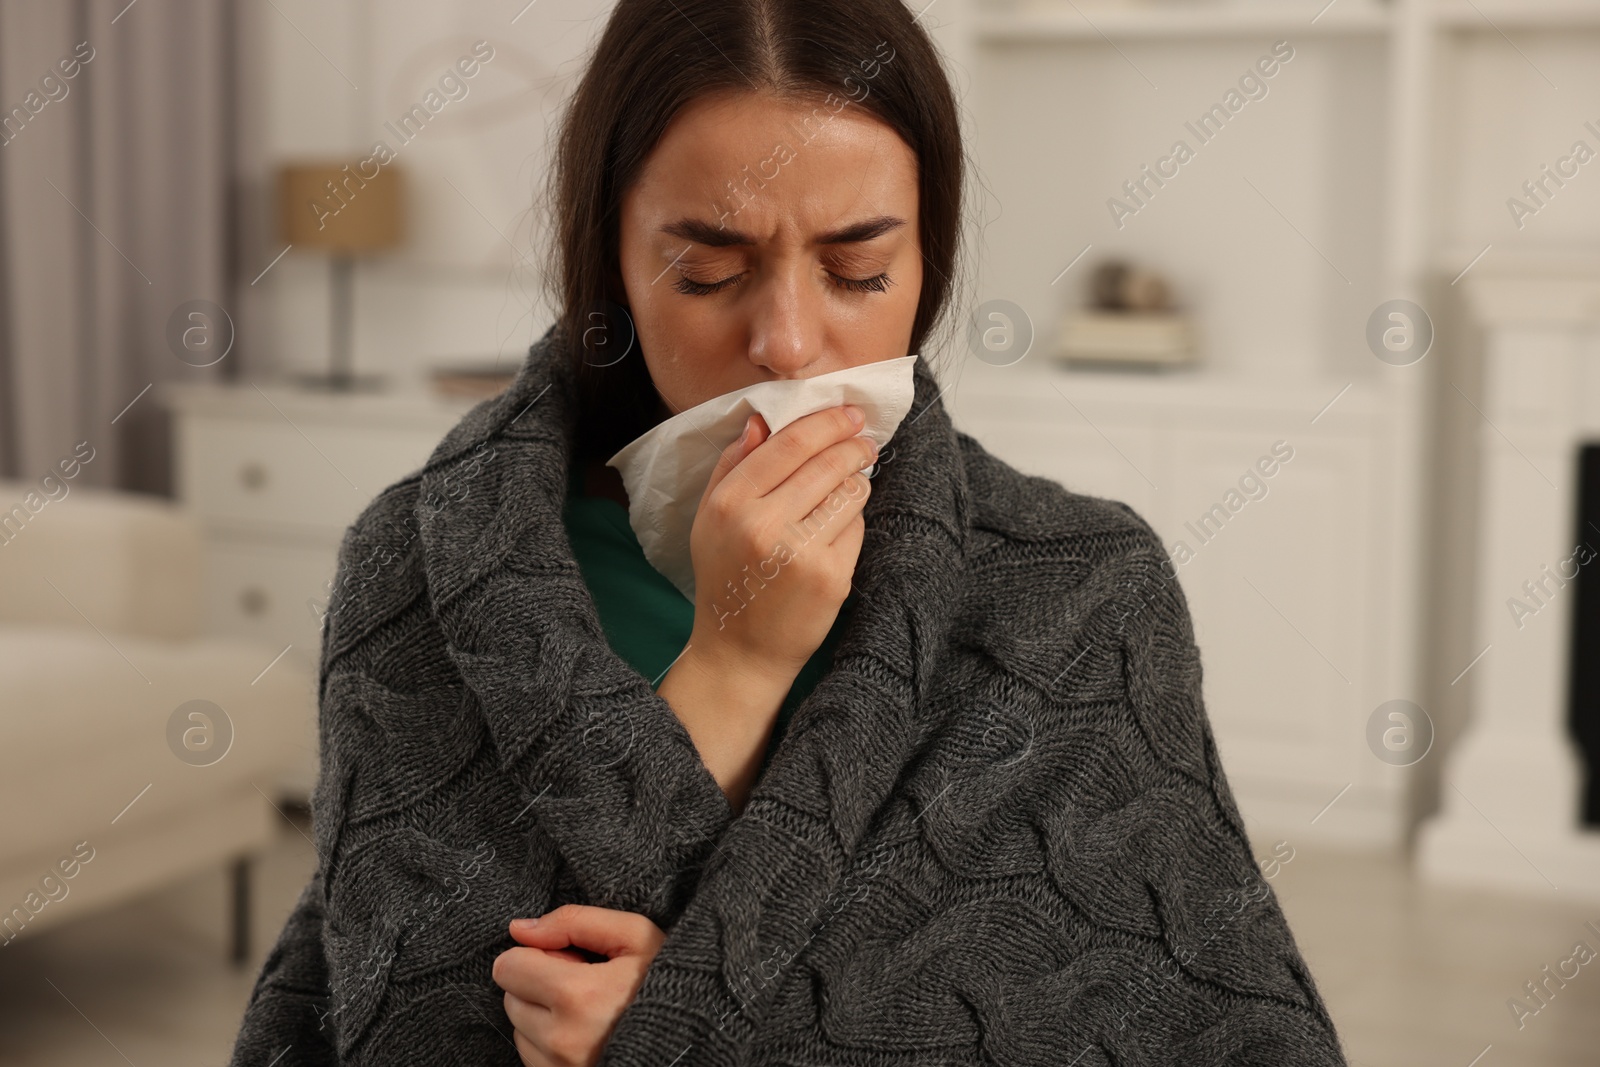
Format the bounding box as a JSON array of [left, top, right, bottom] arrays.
[[816, 475, 871, 548], [510, 905, 663, 959], [493, 944, 583, 1007], [700, 413, 769, 506], [792, 474, 869, 550], [767, 434, 877, 525], [509, 917, 605, 959], [544, 946, 595, 964], [830, 507, 867, 557], [504, 990, 554, 1036], [511, 1023, 553, 1067], [730, 405, 864, 500]]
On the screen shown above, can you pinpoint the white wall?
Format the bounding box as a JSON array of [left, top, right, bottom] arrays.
[[968, 32, 1390, 384], [242, 0, 606, 385], [1435, 28, 1600, 262]]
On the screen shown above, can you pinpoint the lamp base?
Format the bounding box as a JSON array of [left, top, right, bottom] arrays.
[[290, 370, 388, 393]]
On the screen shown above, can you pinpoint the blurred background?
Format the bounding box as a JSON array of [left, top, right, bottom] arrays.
[[2, 0, 1599, 1063]]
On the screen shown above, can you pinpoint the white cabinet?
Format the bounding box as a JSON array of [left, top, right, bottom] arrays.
[[949, 363, 1409, 846], [162, 383, 477, 772], [198, 537, 347, 668]]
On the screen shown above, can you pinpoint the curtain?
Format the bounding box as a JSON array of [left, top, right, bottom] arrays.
[[0, 0, 237, 495]]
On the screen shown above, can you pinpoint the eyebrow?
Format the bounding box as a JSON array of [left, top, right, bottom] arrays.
[[660, 214, 906, 248]]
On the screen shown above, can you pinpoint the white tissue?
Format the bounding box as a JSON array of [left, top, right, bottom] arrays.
[[604, 354, 919, 602]]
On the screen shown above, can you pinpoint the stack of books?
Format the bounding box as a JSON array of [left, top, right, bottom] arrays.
[[1055, 310, 1196, 369]]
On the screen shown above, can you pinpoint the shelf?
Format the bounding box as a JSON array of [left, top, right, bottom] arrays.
[[973, 0, 1600, 42], [972, 1, 1393, 43], [1432, 0, 1600, 30], [1434, 244, 1600, 282], [945, 357, 1387, 422], [160, 380, 479, 432]]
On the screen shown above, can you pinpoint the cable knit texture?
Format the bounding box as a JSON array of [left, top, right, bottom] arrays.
[[227, 324, 1347, 1066]]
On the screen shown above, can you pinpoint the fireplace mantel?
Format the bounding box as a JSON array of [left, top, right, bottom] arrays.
[[1418, 261, 1600, 899]]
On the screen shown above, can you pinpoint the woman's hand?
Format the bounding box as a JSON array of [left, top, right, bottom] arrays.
[[492, 904, 666, 1067], [687, 404, 877, 683], [657, 402, 878, 811]]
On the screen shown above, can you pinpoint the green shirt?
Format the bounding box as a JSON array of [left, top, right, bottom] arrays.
[[562, 463, 855, 780]]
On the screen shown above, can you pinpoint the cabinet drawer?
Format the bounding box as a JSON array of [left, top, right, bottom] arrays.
[[178, 416, 445, 535], [201, 537, 341, 667]]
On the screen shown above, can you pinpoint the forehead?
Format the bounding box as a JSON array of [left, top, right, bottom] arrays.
[[627, 89, 918, 237]]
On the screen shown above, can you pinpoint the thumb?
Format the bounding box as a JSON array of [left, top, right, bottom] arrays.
[[508, 905, 661, 960], [700, 412, 769, 504]]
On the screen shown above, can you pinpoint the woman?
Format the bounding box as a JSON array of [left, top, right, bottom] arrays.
[[229, 1, 1347, 1065]]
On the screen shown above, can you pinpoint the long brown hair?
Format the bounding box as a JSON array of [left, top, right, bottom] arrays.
[[542, 0, 968, 462]]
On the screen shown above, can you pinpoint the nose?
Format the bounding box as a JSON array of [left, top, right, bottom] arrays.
[[746, 263, 824, 378]]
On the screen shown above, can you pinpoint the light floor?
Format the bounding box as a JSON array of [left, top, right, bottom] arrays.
[[1, 813, 1596, 1066]]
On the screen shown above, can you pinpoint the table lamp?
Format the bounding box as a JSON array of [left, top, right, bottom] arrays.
[[277, 162, 405, 391]]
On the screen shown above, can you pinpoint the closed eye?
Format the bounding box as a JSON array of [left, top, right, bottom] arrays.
[[671, 273, 740, 297], [832, 271, 893, 294], [671, 271, 894, 297]]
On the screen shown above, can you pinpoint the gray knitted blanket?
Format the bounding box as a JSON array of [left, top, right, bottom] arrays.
[[228, 324, 1346, 1066]]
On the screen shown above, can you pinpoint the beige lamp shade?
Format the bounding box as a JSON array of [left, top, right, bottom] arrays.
[[277, 162, 404, 252]]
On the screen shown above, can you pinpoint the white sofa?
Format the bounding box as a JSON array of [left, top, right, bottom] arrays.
[[0, 479, 315, 959]]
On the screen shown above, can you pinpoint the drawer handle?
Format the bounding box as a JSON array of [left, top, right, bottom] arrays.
[[238, 586, 270, 617], [239, 462, 269, 491]]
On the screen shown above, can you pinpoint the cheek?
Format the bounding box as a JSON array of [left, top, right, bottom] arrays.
[[833, 260, 921, 355], [617, 241, 717, 344], [617, 248, 688, 389], [628, 302, 725, 412]]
